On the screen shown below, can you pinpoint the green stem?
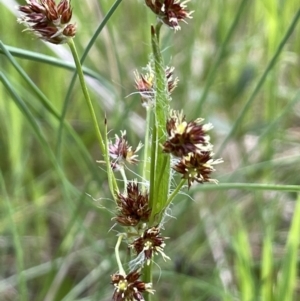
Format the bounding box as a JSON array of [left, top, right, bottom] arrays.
[[67, 39, 105, 154], [143, 260, 153, 301], [67, 39, 118, 198], [164, 179, 186, 210]]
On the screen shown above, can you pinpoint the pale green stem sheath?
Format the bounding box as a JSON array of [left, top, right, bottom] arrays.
[[142, 107, 152, 192], [67, 38, 118, 198], [144, 22, 168, 301], [150, 23, 171, 221], [115, 235, 125, 275]]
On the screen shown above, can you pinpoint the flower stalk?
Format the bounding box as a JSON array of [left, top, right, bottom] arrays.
[[67, 38, 118, 198]]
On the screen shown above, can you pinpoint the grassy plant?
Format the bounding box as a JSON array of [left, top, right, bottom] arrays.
[[1, 0, 300, 301]]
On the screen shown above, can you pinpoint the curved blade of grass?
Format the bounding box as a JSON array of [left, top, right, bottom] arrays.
[[0, 172, 28, 301], [216, 8, 300, 157], [0, 41, 101, 181], [0, 72, 67, 187], [276, 194, 300, 301], [192, 183, 300, 193], [0, 44, 112, 88], [196, 0, 250, 113]]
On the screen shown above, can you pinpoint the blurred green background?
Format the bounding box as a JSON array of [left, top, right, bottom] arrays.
[[1, 0, 300, 300]]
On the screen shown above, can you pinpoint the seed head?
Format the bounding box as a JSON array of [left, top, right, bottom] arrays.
[[145, 0, 193, 31], [163, 110, 213, 157], [114, 182, 151, 227], [109, 131, 143, 171], [18, 0, 76, 44], [111, 270, 154, 301], [173, 152, 223, 188], [130, 226, 170, 265]]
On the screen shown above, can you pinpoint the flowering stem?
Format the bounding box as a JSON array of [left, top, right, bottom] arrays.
[[67, 38, 118, 198], [149, 24, 171, 222], [115, 234, 125, 275]]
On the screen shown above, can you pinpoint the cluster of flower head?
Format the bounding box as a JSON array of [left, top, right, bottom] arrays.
[[16, 1, 220, 301], [163, 110, 223, 188], [110, 180, 169, 301]]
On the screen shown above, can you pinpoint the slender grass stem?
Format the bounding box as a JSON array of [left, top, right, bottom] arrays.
[[192, 183, 300, 193], [67, 39, 105, 154], [115, 235, 125, 275], [67, 38, 118, 198]]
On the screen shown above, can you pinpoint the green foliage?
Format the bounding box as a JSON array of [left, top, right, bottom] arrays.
[[1, 0, 300, 300]]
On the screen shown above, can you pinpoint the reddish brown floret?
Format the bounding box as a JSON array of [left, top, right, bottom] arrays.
[[163, 110, 213, 157], [111, 270, 154, 301], [18, 0, 76, 44], [114, 182, 151, 227], [130, 226, 169, 264], [109, 131, 143, 171], [173, 152, 223, 188], [145, 0, 193, 30]]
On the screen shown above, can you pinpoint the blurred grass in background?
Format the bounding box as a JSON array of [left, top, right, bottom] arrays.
[[1, 0, 300, 300]]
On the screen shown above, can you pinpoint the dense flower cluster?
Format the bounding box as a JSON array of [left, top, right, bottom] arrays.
[[130, 226, 170, 265], [18, 0, 76, 44], [114, 182, 151, 227], [145, 0, 193, 30], [163, 110, 222, 188], [111, 270, 154, 301]]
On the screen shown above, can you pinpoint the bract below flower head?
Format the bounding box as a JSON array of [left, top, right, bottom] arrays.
[[145, 0, 193, 30], [18, 0, 76, 44]]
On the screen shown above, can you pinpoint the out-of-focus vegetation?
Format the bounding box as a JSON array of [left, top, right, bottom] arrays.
[[1, 0, 300, 300]]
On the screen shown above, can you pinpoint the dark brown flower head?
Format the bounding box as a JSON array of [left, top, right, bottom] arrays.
[[163, 110, 213, 157], [18, 0, 76, 44], [130, 226, 170, 265], [145, 0, 193, 30], [109, 131, 143, 171], [173, 152, 223, 188], [114, 182, 151, 227], [134, 64, 178, 107], [111, 270, 154, 301]]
